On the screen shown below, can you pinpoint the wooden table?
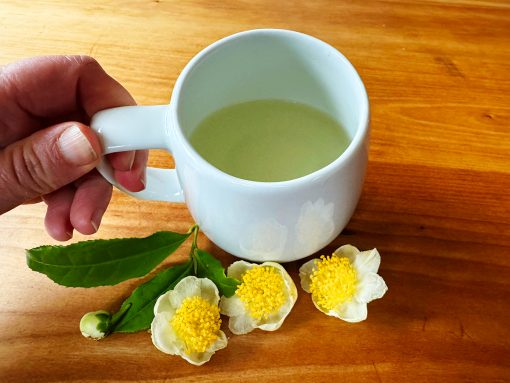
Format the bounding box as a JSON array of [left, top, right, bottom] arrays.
[[1, 1, 509, 382]]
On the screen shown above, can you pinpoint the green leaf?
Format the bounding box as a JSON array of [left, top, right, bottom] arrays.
[[194, 249, 240, 297], [111, 260, 194, 333], [26, 231, 191, 287]]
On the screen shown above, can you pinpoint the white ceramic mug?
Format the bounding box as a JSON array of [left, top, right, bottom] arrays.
[[91, 29, 369, 262]]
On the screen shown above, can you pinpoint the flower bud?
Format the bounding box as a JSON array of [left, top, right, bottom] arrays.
[[80, 310, 111, 340]]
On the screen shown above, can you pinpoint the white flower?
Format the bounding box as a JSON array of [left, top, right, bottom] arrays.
[[220, 261, 297, 334], [80, 310, 111, 340], [151, 276, 227, 365], [299, 245, 387, 322]]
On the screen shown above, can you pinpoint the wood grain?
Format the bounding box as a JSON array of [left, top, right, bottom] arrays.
[[0, 0, 509, 382]]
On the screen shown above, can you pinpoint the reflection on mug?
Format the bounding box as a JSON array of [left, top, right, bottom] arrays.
[[240, 219, 288, 261], [239, 199, 335, 262], [295, 199, 335, 255]]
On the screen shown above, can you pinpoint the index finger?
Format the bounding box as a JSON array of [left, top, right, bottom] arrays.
[[0, 55, 136, 145]]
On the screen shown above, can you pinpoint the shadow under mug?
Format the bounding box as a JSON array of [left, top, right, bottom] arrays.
[[91, 29, 369, 263]]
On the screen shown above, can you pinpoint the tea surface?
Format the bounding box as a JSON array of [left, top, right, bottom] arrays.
[[189, 100, 350, 182]]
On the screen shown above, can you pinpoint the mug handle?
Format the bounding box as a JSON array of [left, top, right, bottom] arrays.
[[90, 105, 185, 203]]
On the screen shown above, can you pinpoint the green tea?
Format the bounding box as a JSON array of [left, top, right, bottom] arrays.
[[189, 99, 350, 182]]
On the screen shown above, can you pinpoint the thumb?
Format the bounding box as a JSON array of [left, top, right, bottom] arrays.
[[0, 122, 102, 214]]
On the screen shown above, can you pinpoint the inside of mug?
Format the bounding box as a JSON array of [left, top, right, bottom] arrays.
[[176, 29, 367, 150]]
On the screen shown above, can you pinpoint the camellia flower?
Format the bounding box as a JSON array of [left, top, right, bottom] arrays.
[[220, 261, 297, 334], [151, 276, 227, 365], [299, 245, 387, 322]]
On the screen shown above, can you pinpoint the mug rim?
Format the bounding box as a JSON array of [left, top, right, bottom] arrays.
[[169, 28, 370, 188]]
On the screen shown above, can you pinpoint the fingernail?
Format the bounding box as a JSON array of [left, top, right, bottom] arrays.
[[91, 209, 103, 232], [126, 152, 136, 171], [59, 125, 98, 166], [140, 170, 146, 189]]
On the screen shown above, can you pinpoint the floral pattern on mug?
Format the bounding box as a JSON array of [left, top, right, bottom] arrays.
[[151, 276, 227, 365], [220, 261, 297, 334], [299, 245, 387, 322]]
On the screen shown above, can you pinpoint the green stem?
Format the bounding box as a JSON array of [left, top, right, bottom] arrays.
[[189, 225, 200, 274], [109, 303, 132, 331], [191, 225, 199, 250], [187, 224, 199, 236]]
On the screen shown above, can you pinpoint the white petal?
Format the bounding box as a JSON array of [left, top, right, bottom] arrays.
[[298, 259, 318, 293], [354, 248, 381, 274], [226, 260, 254, 280], [219, 295, 246, 317], [211, 330, 228, 352], [356, 272, 387, 304], [197, 277, 220, 306], [258, 299, 295, 331], [154, 291, 174, 315], [169, 276, 201, 308], [259, 320, 284, 332], [310, 295, 330, 315], [255, 262, 297, 331], [181, 350, 214, 366], [333, 244, 360, 264], [263, 262, 298, 302], [150, 313, 180, 355], [228, 313, 256, 335], [179, 331, 228, 366], [333, 301, 368, 323]]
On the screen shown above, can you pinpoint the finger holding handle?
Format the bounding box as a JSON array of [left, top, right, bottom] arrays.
[[91, 105, 185, 203]]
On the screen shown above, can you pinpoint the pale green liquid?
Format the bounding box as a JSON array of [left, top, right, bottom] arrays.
[[189, 99, 350, 182]]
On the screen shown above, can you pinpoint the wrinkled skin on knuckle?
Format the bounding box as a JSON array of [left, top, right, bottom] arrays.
[[22, 142, 61, 193], [0, 150, 32, 211], [0, 140, 60, 201]]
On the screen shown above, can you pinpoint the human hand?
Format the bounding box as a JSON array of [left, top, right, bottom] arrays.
[[0, 55, 147, 241]]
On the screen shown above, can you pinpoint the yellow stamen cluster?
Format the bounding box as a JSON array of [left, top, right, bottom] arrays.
[[170, 296, 221, 354], [236, 266, 286, 320], [309, 255, 357, 311]]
